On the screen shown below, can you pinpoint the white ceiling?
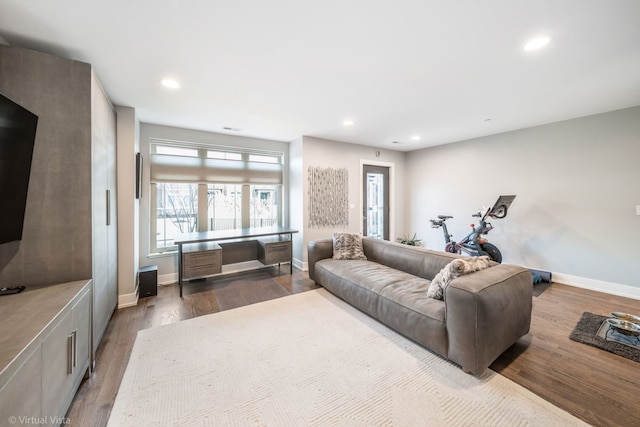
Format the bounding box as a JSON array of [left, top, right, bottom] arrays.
[[1, 0, 639, 151]]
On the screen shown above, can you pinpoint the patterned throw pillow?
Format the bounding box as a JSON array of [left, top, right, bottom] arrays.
[[332, 232, 367, 260], [426, 256, 492, 300]]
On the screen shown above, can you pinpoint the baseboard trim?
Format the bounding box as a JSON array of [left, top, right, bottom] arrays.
[[553, 272, 640, 300], [159, 273, 178, 286], [118, 291, 139, 308], [293, 257, 307, 272]]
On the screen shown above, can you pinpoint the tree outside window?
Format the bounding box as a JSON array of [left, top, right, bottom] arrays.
[[155, 183, 198, 249]]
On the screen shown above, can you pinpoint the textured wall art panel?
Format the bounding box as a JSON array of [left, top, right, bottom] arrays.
[[308, 166, 349, 227]]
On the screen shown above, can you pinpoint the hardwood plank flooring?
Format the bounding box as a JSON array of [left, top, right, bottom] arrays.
[[67, 269, 639, 427], [492, 283, 640, 427]]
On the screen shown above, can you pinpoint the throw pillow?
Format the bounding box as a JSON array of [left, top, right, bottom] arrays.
[[332, 232, 367, 260], [426, 256, 492, 300]]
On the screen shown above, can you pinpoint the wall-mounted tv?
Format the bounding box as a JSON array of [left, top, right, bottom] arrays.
[[0, 93, 38, 244]]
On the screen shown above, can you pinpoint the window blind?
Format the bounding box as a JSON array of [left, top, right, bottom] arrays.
[[149, 140, 283, 185]]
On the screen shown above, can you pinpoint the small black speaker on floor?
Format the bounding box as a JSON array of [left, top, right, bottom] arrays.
[[139, 265, 158, 298]]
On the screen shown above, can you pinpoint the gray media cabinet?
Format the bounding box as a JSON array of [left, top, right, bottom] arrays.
[[0, 280, 92, 426]]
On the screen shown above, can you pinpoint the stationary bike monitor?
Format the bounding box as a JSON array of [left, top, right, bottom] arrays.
[[489, 195, 516, 218]]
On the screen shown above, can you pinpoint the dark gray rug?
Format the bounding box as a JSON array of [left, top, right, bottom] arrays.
[[569, 312, 640, 363]]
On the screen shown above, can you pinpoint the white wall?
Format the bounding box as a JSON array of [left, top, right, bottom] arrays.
[[289, 137, 304, 268], [292, 136, 407, 266], [406, 106, 640, 297], [138, 123, 290, 283]]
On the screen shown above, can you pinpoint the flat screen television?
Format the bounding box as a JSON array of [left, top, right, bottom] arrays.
[[0, 93, 38, 244]]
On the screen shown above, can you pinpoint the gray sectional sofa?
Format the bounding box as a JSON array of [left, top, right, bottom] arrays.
[[307, 236, 532, 375]]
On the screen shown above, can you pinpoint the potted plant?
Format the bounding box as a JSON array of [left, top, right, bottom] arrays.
[[396, 233, 422, 246]]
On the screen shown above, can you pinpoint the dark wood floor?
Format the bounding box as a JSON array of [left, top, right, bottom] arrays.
[[67, 267, 640, 427]]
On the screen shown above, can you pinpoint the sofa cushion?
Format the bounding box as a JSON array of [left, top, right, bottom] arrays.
[[362, 237, 462, 279], [427, 256, 492, 300], [332, 232, 367, 260], [315, 259, 448, 357]]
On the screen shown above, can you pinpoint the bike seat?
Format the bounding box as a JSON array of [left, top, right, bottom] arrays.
[[437, 215, 453, 220]]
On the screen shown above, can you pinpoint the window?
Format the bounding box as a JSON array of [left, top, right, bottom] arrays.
[[156, 146, 198, 157], [208, 184, 242, 231], [207, 150, 242, 160], [155, 183, 198, 250], [248, 154, 279, 164], [250, 185, 279, 228], [149, 141, 283, 253]]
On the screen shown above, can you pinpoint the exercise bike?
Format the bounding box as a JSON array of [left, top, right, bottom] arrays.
[[429, 195, 515, 263]]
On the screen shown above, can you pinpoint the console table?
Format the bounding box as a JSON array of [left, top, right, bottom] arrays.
[[175, 226, 298, 297]]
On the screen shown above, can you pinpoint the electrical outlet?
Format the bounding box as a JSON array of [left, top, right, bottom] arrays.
[[637, 205, 640, 216]]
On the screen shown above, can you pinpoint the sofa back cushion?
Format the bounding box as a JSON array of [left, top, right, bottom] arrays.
[[362, 237, 462, 280]]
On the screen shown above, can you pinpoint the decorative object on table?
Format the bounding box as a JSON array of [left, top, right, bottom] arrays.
[[604, 318, 640, 337], [308, 166, 349, 228], [610, 312, 640, 324], [396, 233, 422, 246], [569, 312, 640, 362]]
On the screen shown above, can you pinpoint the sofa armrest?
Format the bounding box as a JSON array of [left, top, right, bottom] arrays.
[[444, 264, 532, 375], [307, 238, 334, 283]]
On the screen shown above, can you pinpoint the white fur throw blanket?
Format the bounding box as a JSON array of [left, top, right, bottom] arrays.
[[427, 256, 492, 300]]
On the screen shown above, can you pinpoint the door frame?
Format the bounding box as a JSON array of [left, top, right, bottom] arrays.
[[359, 159, 395, 240]]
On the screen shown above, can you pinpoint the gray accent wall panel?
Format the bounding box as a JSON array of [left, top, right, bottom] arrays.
[[0, 45, 93, 287], [0, 45, 118, 363]]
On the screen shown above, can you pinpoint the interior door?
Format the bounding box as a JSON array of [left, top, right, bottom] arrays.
[[363, 165, 389, 240]]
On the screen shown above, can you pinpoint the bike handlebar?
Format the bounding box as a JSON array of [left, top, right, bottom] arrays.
[[429, 219, 443, 228]]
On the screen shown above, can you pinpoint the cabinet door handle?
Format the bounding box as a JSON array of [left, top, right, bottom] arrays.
[[106, 189, 111, 226], [72, 329, 78, 368], [67, 334, 74, 374]]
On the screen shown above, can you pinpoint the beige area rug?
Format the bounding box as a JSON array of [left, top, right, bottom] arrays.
[[108, 289, 587, 426]]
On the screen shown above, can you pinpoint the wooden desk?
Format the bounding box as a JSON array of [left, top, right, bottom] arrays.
[[175, 226, 298, 297]]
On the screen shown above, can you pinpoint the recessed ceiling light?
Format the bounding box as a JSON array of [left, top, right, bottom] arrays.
[[343, 120, 354, 126], [161, 78, 181, 89], [411, 135, 420, 141], [524, 36, 551, 51]]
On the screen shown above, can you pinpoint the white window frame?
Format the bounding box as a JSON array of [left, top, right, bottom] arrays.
[[149, 140, 284, 253]]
